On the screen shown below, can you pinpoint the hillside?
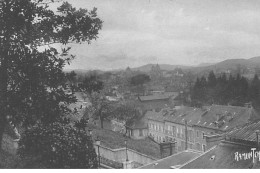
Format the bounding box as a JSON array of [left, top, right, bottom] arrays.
[[188, 56, 260, 74], [132, 64, 191, 72]]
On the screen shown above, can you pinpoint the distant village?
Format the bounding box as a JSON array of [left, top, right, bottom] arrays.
[[3, 62, 260, 169]]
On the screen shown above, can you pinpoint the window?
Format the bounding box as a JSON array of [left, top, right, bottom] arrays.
[[172, 126, 176, 137], [203, 144, 206, 152], [202, 132, 205, 139], [139, 129, 143, 136]]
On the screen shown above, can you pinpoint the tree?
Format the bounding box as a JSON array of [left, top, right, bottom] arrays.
[[130, 74, 150, 95], [81, 73, 104, 95], [249, 74, 260, 108], [65, 71, 77, 92], [0, 0, 102, 149], [88, 92, 114, 129], [207, 71, 217, 87], [18, 122, 98, 168], [113, 103, 140, 124]]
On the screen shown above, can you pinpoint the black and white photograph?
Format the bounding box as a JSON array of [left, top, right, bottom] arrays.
[[1, 0, 260, 170]]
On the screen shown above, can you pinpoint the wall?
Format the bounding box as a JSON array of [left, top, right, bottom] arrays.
[[147, 119, 166, 143], [164, 121, 194, 152], [94, 144, 157, 167], [131, 129, 148, 140], [147, 118, 219, 152]]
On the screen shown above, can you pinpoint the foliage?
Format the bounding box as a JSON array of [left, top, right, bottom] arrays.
[[88, 92, 114, 128], [0, 0, 102, 148], [18, 121, 98, 168], [112, 103, 140, 125], [191, 71, 260, 107], [81, 74, 104, 94], [130, 74, 151, 86]]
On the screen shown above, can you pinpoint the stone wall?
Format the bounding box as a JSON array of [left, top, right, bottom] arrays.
[[94, 144, 157, 168]]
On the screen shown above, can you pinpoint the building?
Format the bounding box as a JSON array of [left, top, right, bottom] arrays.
[[139, 149, 202, 169], [125, 115, 148, 140], [137, 92, 178, 112], [180, 120, 260, 169], [111, 114, 148, 140], [146, 105, 260, 152]]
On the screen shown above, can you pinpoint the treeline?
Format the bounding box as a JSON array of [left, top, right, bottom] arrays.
[[191, 71, 260, 108]]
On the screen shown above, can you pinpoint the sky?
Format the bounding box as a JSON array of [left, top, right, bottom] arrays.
[[52, 0, 260, 70]]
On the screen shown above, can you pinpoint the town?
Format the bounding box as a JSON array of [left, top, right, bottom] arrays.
[[1, 0, 260, 170]]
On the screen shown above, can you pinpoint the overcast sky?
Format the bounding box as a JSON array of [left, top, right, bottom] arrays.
[[53, 0, 260, 70]]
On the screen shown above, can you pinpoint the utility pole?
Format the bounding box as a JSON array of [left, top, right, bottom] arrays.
[[185, 120, 188, 150]]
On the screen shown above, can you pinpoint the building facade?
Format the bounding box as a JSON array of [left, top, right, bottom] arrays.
[[146, 105, 259, 153]]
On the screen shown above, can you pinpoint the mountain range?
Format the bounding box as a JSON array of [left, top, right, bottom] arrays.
[[64, 56, 260, 75], [132, 56, 260, 73]]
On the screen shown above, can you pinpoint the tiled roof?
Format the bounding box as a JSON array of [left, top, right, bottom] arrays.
[[146, 111, 165, 122], [139, 94, 170, 101], [225, 120, 260, 142], [145, 105, 260, 131], [139, 149, 202, 169], [180, 141, 260, 169]]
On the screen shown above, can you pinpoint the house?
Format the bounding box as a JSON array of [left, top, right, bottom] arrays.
[[139, 149, 202, 169], [125, 115, 148, 140], [180, 120, 260, 169], [111, 114, 148, 140], [137, 92, 178, 112], [146, 105, 260, 153]]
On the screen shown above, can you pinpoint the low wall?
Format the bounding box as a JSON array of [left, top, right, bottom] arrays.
[[94, 144, 157, 167]]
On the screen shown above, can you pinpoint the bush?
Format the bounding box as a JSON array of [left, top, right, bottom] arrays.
[[18, 122, 98, 168]]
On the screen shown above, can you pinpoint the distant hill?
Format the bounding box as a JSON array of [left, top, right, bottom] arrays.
[[188, 56, 260, 74], [64, 69, 105, 75], [196, 63, 216, 67], [132, 64, 191, 72], [64, 56, 260, 75]]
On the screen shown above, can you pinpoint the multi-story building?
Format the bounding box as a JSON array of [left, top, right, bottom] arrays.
[[146, 105, 260, 153]]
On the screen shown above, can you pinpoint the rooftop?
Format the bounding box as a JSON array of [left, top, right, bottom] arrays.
[[225, 120, 260, 143], [90, 124, 160, 159], [139, 149, 202, 169], [138, 94, 170, 101], [146, 105, 260, 131], [180, 141, 260, 169]]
